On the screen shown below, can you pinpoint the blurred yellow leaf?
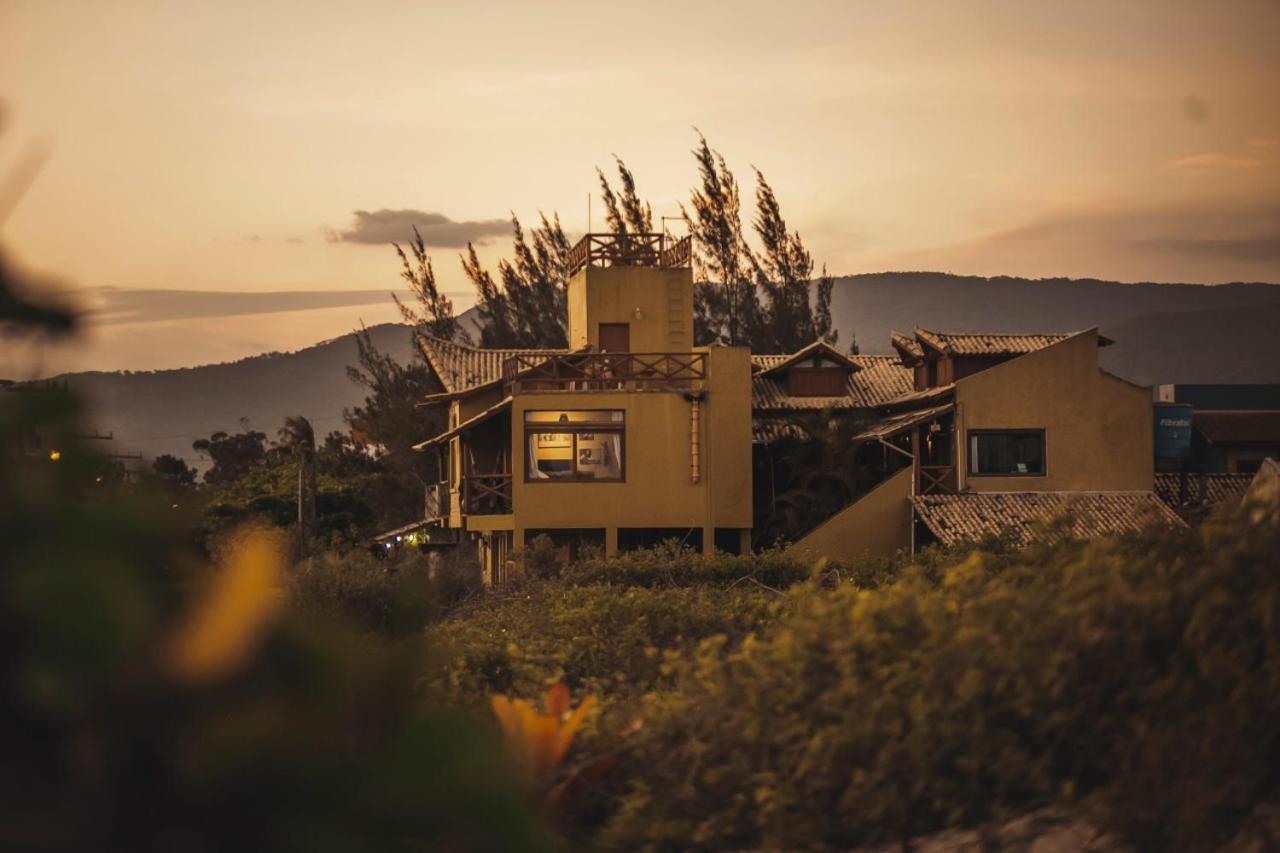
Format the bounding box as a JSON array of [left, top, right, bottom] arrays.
[[491, 682, 597, 786], [168, 527, 285, 684]]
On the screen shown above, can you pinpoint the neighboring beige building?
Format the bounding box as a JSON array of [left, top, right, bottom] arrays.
[[794, 327, 1183, 560]]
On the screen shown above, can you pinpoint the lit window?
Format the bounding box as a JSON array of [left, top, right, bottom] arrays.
[[969, 430, 1045, 476], [525, 410, 624, 481]]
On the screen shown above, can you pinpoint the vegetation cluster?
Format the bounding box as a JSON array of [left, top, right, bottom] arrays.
[[420, 505, 1280, 851]]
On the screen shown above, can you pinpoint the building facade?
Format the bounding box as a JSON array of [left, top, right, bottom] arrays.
[[416, 234, 752, 583], [405, 237, 1192, 578], [794, 327, 1182, 558]]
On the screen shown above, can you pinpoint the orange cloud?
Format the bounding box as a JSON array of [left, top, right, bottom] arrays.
[[1165, 152, 1265, 175]]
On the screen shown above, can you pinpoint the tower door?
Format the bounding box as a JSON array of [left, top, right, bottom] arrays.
[[599, 323, 630, 352]]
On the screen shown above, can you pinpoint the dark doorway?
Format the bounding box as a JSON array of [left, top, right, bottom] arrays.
[[599, 323, 630, 353]]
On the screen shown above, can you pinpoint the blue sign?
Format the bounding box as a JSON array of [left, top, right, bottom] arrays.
[[1154, 403, 1193, 459]]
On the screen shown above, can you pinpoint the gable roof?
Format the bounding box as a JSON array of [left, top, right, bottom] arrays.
[[890, 331, 924, 362], [896, 327, 1114, 361], [911, 491, 1184, 548], [755, 339, 859, 378], [419, 335, 566, 396], [918, 328, 1068, 357], [751, 353, 914, 412]]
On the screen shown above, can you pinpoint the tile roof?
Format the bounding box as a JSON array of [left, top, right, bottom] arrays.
[[1154, 472, 1254, 508], [755, 339, 859, 378], [750, 354, 914, 411], [911, 491, 1185, 548], [914, 327, 1078, 357], [752, 416, 811, 444], [850, 404, 953, 443], [1192, 410, 1280, 444], [419, 335, 565, 395], [881, 383, 956, 411], [890, 331, 924, 361]]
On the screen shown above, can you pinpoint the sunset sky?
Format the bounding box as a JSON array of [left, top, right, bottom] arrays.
[[2, 0, 1278, 372]]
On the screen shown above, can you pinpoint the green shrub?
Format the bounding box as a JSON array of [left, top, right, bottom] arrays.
[[285, 546, 480, 638], [523, 533, 560, 580], [423, 581, 782, 714], [565, 542, 830, 589], [591, 508, 1280, 851]]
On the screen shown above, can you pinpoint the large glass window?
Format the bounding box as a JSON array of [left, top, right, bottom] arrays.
[[525, 410, 624, 481], [969, 430, 1045, 476]]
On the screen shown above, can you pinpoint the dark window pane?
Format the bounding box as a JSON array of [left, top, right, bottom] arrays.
[[970, 432, 1044, 475]]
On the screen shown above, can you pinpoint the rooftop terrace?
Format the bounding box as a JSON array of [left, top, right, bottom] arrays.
[[566, 232, 692, 276]]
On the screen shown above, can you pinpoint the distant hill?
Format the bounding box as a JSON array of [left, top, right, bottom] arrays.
[[829, 273, 1280, 385], [62, 323, 418, 469], [57, 273, 1280, 466]]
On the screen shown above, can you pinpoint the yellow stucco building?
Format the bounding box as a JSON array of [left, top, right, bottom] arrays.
[[405, 231, 1182, 581], [416, 234, 752, 582]]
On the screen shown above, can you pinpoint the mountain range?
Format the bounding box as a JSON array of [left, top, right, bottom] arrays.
[[50, 272, 1280, 468]]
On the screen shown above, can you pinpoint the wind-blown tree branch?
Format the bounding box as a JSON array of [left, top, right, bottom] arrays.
[[392, 226, 461, 345], [683, 133, 842, 353], [344, 326, 443, 524], [464, 213, 571, 348], [682, 132, 759, 348], [597, 155, 652, 236], [750, 168, 837, 353]]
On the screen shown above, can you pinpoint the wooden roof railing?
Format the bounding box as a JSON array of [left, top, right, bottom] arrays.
[[566, 233, 692, 276], [502, 351, 706, 393]]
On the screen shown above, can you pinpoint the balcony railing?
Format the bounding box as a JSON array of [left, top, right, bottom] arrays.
[[918, 464, 957, 495], [566, 232, 692, 276], [425, 482, 450, 522], [465, 473, 513, 515], [502, 351, 706, 393]]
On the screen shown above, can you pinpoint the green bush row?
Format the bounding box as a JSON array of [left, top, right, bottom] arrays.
[[590, 504, 1280, 850], [422, 581, 784, 715]]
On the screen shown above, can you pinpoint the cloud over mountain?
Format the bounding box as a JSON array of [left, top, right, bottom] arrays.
[[328, 209, 509, 247]]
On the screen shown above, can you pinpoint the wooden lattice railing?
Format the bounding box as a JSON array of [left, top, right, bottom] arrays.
[[566, 233, 692, 275], [502, 351, 706, 392], [918, 465, 957, 495], [465, 473, 513, 515]]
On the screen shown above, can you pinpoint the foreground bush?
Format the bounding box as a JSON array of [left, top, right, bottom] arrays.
[[286, 546, 480, 638], [588, 505, 1280, 851], [563, 540, 917, 590], [1, 392, 550, 851], [423, 581, 782, 714]]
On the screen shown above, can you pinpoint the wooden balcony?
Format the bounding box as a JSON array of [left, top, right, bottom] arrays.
[[425, 482, 450, 522], [465, 473, 513, 515], [566, 232, 692, 276], [503, 351, 706, 393]]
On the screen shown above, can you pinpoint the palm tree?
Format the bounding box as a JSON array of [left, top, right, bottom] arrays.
[[278, 416, 317, 549]]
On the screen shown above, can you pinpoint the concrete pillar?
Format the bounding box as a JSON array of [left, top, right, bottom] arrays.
[[605, 526, 618, 557], [702, 523, 714, 555], [739, 528, 752, 556]]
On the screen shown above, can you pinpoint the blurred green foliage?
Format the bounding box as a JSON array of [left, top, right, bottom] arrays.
[[0, 389, 551, 851], [286, 547, 480, 640]]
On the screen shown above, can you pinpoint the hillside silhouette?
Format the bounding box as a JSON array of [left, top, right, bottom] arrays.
[[57, 274, 1280, 465]]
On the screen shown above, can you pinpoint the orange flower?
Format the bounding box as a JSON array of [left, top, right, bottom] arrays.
[[491, 682, 596, 783]]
